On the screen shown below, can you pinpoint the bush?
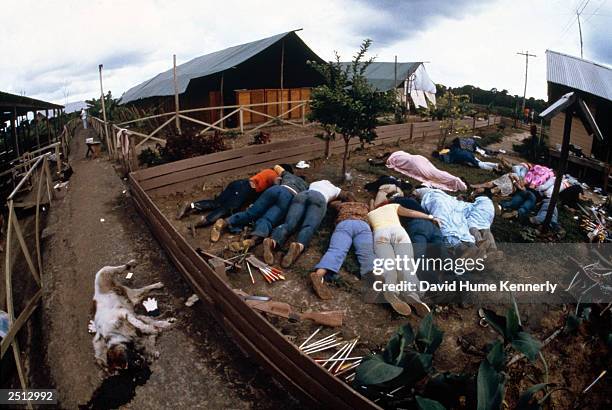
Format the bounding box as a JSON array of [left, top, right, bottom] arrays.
[[138, 131, 227, 166]]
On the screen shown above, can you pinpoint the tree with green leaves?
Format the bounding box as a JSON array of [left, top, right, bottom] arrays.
[[308, 39, 394, 179]]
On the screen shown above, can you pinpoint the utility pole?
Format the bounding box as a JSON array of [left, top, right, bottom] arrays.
[[577, 11, 584, 58], [516, 51, 536, 116]]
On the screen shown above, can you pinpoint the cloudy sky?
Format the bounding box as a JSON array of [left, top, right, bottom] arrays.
[[1, 0, 609, 105]]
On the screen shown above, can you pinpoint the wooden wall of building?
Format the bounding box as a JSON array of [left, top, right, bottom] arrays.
[[549, 111, 595, 156], [235, 87, 311, 125]]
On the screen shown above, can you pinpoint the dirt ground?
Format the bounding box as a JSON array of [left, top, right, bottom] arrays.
[[153, 127, 610, 409], [38, 125, 299, 409]]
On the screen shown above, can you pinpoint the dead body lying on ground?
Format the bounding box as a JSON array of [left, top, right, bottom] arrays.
[[90, 259, 175, 374]]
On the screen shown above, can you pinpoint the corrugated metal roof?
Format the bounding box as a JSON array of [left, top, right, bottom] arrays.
[[339, 62, 421, 91], [546, 50, 612, 102], [120, 31, 296, 104]]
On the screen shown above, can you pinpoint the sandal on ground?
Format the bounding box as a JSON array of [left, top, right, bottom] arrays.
[[384, 293, 412, 316], [263, 238, 276, 265], [210, 219, 226, 242], [403, 293, 431, 317], [310, 272, 333, 300], [281, 242, 303, 268]]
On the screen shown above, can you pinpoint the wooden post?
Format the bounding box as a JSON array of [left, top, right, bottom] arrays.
[[543, 110, 573, 230], [472, 116, 476, 133], [98, 64, 111, 157], [55, 144, 61, 176], [220, 72, 224, 129], [409, 123, 414, 141], [301, 103, 306, 125], [45, 109, 51, 145], [173, 54, 182, 135], [279, 40, 284, 119], [239, 107, 244, 133], [34, 113, 40, 149], [11, 107, 19, 157]]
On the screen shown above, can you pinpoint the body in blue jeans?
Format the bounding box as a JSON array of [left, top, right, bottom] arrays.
[[227, 185, 294, 237], [315, 220, 374, 277], [392, 197, 445, 259], [192, 179, 256, 225], [501, 189, 537, 220], [271, 190, 327, 246]]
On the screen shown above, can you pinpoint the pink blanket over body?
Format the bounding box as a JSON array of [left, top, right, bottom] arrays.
[[386, 151, 467, 192]]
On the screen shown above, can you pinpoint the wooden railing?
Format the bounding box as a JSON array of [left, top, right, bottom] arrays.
[[113, 99, 311, 147], [1, 153, 54, 405]]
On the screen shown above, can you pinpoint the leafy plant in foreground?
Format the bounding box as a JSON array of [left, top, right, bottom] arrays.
[[355, 313, 443, 388]]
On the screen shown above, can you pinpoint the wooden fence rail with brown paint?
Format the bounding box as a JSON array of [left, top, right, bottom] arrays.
[[1, 154, 54, 409]]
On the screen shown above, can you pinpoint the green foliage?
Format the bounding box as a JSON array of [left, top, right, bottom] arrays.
[[355, 315, 443, 387], [436, 84, 548, 115], [416, 396, 447, 410], [137, 147, 167, 167], [477, 341, 506, 410], [308, 39, 394, 176], [482, 307, 541, 362], [86, 91, 142, 123], [516, 383, 553, 410]]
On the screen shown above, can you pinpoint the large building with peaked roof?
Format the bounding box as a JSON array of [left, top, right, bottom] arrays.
[[120, 31, 325, 126], [546, 50, 611, 161]]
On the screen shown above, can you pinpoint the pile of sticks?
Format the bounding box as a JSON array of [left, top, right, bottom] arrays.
[[246, 256, 286, 284], [298, 328, 362, 382], [578, 204, 611, 242]]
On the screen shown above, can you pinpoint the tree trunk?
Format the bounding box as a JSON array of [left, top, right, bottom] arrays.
[[342, 137, 349, 180]]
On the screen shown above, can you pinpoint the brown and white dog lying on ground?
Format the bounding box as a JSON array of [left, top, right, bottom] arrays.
[[91, 260, 175, 372]]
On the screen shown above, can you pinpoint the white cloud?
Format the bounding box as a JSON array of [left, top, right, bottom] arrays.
[[0, 0, 609, 105]]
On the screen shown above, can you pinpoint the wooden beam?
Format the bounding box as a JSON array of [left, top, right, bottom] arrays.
[[173, 54, 182, 135], [543, 108, 573, 230]]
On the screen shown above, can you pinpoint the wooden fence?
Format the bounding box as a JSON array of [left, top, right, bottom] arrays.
[[1, 154, 54, 407]]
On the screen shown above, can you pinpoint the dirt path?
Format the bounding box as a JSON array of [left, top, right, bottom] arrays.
[[41, 125, 297, 409]]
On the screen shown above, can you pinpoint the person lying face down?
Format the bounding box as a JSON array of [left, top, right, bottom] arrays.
[[413, 187, 482, 259], [433, 138, 503, 172], [211, 165, 308, 250], [175, 165, 292, 226], [309, 194, 375, 300], [263, 180, 346, 268], [465, 194, 503, 261], [367, 202, 436, 317], [390, 196, 446, 263]]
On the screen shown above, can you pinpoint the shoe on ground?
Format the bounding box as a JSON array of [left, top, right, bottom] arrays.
[[176, 201, 192, 220], [310, 272, 333, 300], [384, 293, 412, 316], [263, 238, 276, 265], [210, 219, 226, 242], [403, 293, 431, 317], [229, 238, 255, 252], [501, 210, 518, 219], [281, 242, 303, 268]]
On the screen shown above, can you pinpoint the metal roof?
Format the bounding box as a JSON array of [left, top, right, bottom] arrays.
[[121, 31, 315, 104], [546, 50, 612, 102], [339, 62, 422, 91], [0, 91, 64, 110]]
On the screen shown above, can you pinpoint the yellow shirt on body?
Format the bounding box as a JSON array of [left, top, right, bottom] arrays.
[[367, 203, 401, 230]]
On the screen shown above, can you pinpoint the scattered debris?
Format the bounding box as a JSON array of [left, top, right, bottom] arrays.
[[100, 218, 105, 223], [125, 272, 134, 279], [143, 297, 160, 316], [185, 294, 199, 307]]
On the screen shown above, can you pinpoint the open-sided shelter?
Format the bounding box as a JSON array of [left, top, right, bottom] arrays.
[[119, 31, 325, 126], [546, 50, 611, 161], [339, 61, 437, 110]]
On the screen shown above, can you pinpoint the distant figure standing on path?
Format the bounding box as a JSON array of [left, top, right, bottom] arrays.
[[81, 108, 88, 129]]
